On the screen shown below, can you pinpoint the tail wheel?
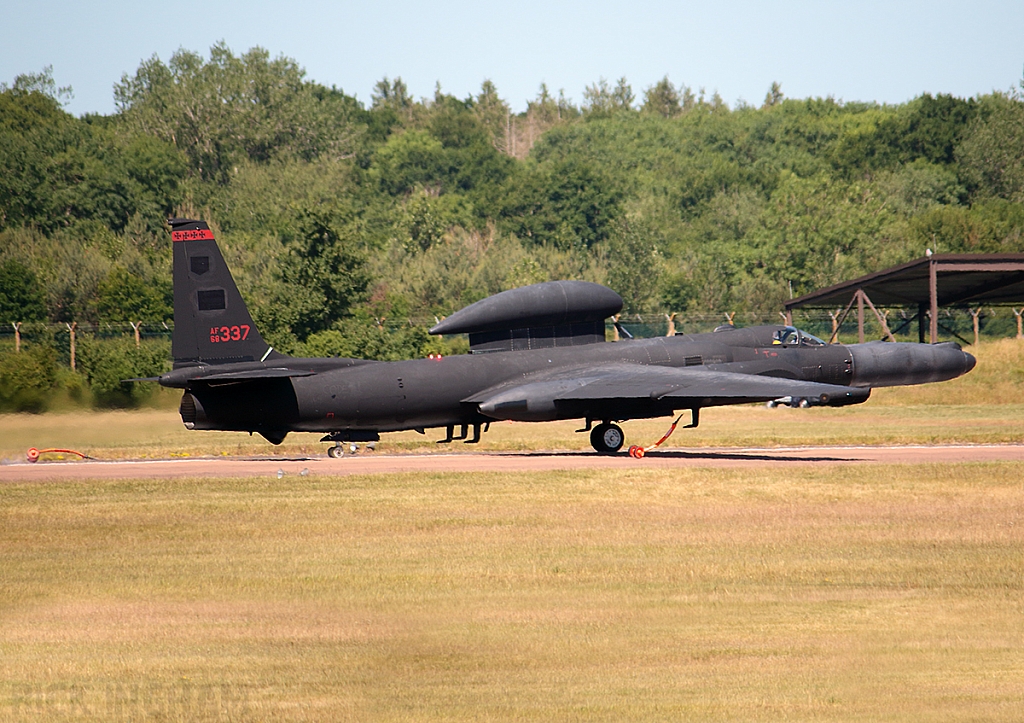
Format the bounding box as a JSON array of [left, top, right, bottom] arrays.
[[327, 445, 344, 459], [590, 423, 625, 454]]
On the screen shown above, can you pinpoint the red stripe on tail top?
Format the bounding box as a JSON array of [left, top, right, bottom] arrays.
[[172, 229, 215, 242]]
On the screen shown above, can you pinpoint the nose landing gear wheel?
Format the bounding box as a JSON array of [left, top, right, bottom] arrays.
[[327, 445, 344, 459], [590, 423, 625, 454]]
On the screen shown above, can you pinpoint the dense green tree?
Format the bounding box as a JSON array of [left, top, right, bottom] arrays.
[[0, 65, 72, 103], [882, 93, 978, 166], [830, 93, 977, 173], [365, 76, 413, 145], [747, 172, 904, 294], [526, 84, 578, 126], [905, 199, 1024, 255], [114, 43, 364, 181], [0, 259, 48, 323], [429, 98, 514, 195], [372, 130, 449, 195], [76, 336, 168, 407], [0, 83, 185, 234], [0, 344, 57, 411], [265, 210, 370, 342], [0, 82, 71, 229], [94, 266, 172, 322], [762, 82, 784, 109], [303, 318, 448, 361], [499, 159, 621, 249], [398, 191, 472, 251], [473, 80, 511, 152], [603, 216, 662, 312], [370, 99, 513, 202], [371, 76, 413, 114], [957, 93, 1024, 202], [642, 77, 682, 118], [582, 77, 636, 117]]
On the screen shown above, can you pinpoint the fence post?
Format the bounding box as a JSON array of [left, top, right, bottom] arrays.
[[12, 322, 21, 353], [968, 308, 981, 346], [828, 309, 841, 340], [1014, 309, 1022, 339], [66, 322, 77, 371], [130, 321, 142, 348], [664, 313, 676, 337]]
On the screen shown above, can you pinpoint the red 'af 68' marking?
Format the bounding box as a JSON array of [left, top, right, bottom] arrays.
[[209, 325, 250, 343]]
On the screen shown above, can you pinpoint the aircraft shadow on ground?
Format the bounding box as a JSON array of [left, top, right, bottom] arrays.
[[500, 450, 856, 463]]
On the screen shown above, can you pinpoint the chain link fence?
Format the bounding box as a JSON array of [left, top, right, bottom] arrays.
[[610, 307, 1023, 345], [1, 307, 1021, 363]]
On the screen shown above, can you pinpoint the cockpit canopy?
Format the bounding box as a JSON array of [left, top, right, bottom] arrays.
[[772, 326, 827, 347]]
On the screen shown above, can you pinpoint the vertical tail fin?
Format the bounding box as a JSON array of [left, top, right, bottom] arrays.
[[170, 218, 278, 367]]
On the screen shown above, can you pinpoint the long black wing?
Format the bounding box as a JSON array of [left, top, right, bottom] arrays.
[[472, 363, 869, 419], [564, 365, 866, 405]]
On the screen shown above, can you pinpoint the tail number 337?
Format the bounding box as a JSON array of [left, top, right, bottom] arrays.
[[209, 325, 250, 343]]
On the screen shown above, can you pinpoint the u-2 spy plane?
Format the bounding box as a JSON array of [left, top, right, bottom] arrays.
[[155, 218, 976, 456]]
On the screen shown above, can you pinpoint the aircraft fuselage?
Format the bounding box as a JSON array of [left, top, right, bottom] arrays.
[[169, 329, 972, 438]]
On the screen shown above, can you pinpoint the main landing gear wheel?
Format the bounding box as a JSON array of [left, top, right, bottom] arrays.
[[327, 445, 344, 459], [590, 423, 625, 454]]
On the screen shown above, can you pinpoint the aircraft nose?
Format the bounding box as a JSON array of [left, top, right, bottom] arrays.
[[963, 351, 977, 374], [848, 341, 977, 387]]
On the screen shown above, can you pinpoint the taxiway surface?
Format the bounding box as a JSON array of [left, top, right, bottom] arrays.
[[3, 444, 1023, 482]]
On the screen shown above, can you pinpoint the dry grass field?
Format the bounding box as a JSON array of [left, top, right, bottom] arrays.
[[1, 339, 1022, 721], [2, 464, 1023, 721]]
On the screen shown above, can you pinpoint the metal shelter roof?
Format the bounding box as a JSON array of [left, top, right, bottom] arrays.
[[785, 254, 1024, 311]]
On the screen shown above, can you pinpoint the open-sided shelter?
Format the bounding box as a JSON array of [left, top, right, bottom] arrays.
[[784, 254, 1024, 344]]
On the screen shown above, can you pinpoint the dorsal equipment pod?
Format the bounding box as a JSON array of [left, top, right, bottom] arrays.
[[429, 280, 623, 353]]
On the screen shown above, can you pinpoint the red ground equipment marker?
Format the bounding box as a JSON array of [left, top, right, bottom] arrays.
[[628, 414, 685, 459], [26, 448, 94, 463]]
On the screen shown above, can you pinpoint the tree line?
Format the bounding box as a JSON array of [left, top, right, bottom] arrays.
[[2, 44, 1024, 409]]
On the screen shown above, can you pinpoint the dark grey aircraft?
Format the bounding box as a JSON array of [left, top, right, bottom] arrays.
[[156, 218, 976, 456]]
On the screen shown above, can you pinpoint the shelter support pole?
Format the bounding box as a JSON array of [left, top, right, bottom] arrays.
[[828, 293, 860, 344], [929, 259, 938, 344], [918, 303, 926, 344], [860, 291, 896, 342], [857, 289, 865, 344]]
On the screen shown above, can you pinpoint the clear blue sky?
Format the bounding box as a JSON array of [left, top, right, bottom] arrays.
[[3, 0, 1021, 116]]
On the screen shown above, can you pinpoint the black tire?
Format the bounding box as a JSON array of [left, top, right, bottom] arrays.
[[590, 423, 625, 454], [327, 445, 343, 459]]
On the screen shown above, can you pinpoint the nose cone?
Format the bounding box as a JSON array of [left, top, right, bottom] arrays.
[[848, 341, 978, 388], [963, 351, 977, 374]]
